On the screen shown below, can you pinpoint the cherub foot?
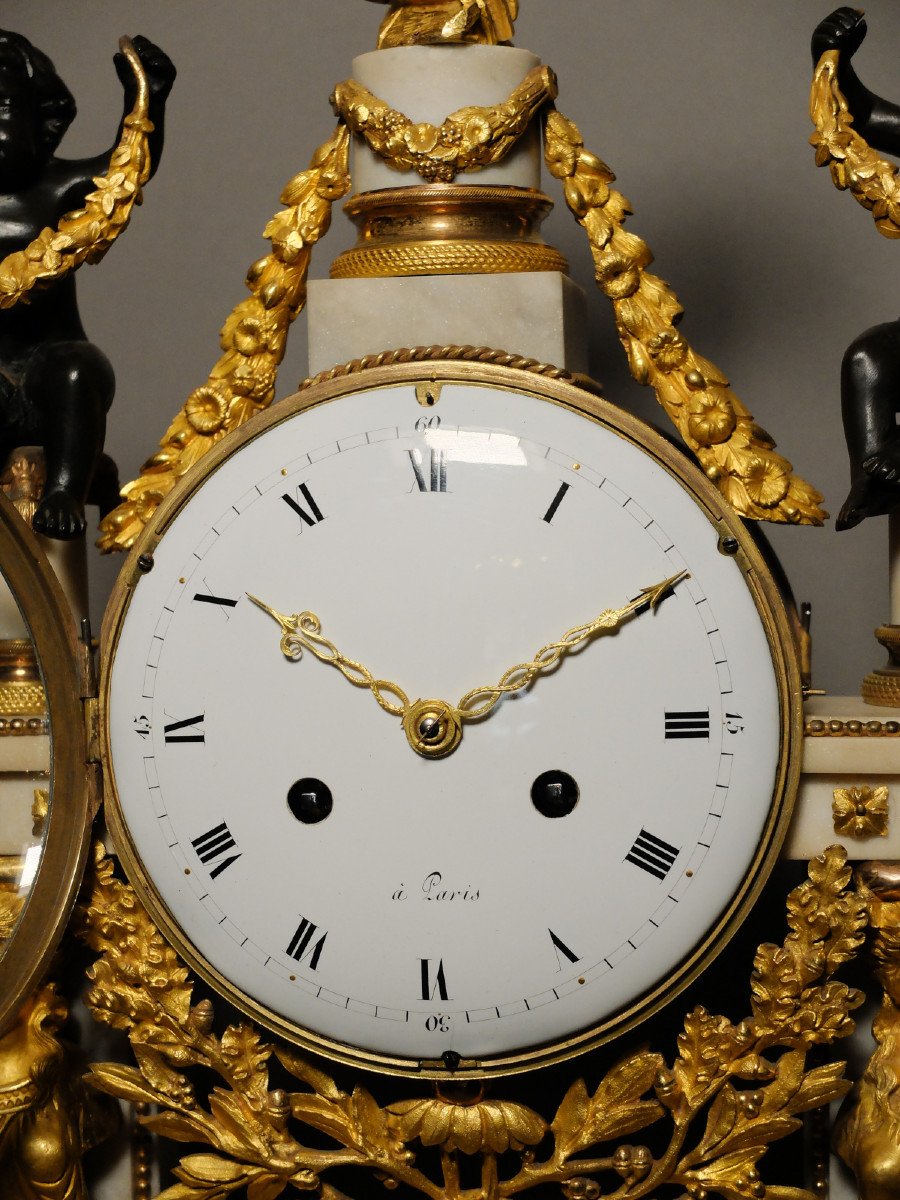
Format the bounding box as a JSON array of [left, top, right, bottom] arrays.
[[32, 489, 87, 540], [837, 470, 900, 530], [863, 446, 900, 485]]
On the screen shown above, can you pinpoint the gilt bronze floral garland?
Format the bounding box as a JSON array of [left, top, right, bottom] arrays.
[[98, 38, 825, 553], [330, 66, 556, 183], [78, 845, 864, 1200], [811, 49, 900, 241], [97, 125, 351, 553], [544, 108, 825, 526], [0, 39, 154, 310]]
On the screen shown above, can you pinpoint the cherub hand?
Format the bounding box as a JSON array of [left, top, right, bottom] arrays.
[[812, 7, 867, 66], [115, 35, 176, 105]]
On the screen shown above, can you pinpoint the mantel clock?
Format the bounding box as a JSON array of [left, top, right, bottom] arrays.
[[2, 3, 861, 1197], [100, 359, 803, 1078]]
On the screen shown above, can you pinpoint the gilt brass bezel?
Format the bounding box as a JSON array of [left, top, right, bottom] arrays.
[[0, 491, 90, 1037], [100, 357, 802, 1079]]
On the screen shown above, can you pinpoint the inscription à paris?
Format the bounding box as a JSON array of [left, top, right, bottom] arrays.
[[392, 871, 480, 902]]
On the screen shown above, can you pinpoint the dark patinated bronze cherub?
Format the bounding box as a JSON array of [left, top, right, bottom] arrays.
[[0, 31, 174, 539], [813, 8, 900, 529]]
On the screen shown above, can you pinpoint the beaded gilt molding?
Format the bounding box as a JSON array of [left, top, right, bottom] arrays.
[[78, 845, 864, 1200]]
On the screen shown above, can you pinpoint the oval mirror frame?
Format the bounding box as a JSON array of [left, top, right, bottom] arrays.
[[0, 491, 90, 1036]]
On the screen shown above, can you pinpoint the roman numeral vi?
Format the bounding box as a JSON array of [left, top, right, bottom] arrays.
[[421, 958, 451, 1001]]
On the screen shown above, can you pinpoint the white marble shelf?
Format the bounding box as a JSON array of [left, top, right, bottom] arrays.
[[788, 694, 900, 860]]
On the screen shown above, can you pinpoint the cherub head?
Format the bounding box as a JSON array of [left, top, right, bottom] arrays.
[[0, 30, 76, 191]]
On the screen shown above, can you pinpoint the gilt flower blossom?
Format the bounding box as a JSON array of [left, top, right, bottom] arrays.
[[463, 115, 492, 147], [686, 391, 737, 446], [742, 454, 789, 508], [185, 386, 228, 435], [387, 1097, 546, 1155], [647, 330, 688, 374], [404, 123, 440, 155], [594, 252, 640, 301], [833, 785, 889, 839], [232, 316, 266, 357]]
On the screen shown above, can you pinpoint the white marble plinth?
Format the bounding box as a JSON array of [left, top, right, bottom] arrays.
[[351, 46, 542, 192], [0, 533, 86, 639], [788, 694, 900, 859], [307, 272, 588, 376], [0, 735, 49, 774], [0, 450, 89, 640]]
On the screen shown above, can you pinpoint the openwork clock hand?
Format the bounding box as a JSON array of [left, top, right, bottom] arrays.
[[246, 595, 410, 716], [456, 570, 690, 720], [248, 571, 687, 761], [248, 593, 461, 757]]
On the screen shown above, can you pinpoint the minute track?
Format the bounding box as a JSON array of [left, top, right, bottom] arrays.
[[102, 365, 797, 1075]]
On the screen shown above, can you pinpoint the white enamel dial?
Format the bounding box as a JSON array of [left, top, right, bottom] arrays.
[[102, 365, 799, 1075]]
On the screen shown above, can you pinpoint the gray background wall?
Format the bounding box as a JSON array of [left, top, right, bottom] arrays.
[[4, 0, 899, 695]]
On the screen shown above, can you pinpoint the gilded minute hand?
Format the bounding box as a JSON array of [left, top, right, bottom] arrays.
[[456, 570, 690, 721], [245, 595, 410, 717]]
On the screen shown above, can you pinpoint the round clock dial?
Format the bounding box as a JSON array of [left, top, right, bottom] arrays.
[[102, 361, 800, 1076]]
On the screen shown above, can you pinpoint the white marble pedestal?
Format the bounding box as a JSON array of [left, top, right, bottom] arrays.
[[308, 271, 589, 376]]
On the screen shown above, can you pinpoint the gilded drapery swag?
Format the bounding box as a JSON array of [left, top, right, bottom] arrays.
[[331, 65, 556, 183]]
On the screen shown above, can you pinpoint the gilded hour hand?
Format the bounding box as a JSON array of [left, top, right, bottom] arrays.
[[248, 594, 466, 757], [246, 595, 411, 717]]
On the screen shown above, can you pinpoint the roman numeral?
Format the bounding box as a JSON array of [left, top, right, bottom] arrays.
[[283, 483, 325, 528], [543, 482, 571, 524], [549, 929, 580, 971], [665, 710, 710, 739], [191, 821, 242, 879], [421, 958, 451, 1001], [626, 829, 680, 880], [164, 714, 205, 744], [193, 592, 238, 610], [409, 449, 448, 493], [286, 916, 328, 970]]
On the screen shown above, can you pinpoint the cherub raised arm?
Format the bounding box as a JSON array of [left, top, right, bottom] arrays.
[[811, 8, 900, 529], [813, 8, 900, 157], [0, 32, 174, 538]]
